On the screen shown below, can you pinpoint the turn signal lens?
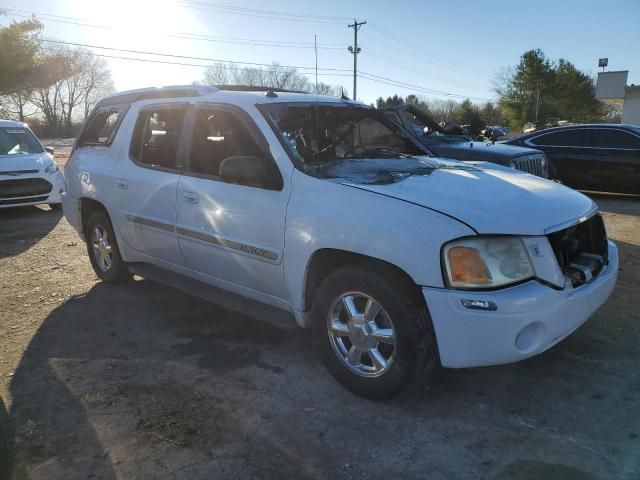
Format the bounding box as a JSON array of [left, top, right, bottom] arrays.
[[447, 246, 492, 286]]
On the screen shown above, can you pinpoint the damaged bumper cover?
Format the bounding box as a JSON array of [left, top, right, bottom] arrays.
[[423, 240, 618, 368]]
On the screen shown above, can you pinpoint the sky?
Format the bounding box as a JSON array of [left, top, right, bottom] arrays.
[[2, 0, 639, 105]]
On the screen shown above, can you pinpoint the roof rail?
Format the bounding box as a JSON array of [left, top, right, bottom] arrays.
[[95, 85, 219, 108], [215, 85, 309, 94]]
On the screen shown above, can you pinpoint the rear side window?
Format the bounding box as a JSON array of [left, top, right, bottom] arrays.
[[529, 129, 589, 147], [590, 129, 640, 149], [79, 106, 127, 147], [130, 105, 187, 170]]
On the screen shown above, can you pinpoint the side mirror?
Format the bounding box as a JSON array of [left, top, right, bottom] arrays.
[[219, 155, 281, 189], [45, 146, 55, 155]]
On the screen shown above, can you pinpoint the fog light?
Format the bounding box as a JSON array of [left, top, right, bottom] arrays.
[[461, 299, 497, 311]]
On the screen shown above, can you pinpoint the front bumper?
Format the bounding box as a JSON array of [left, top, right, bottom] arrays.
[[0, 171, 65, 208], [423, 240, 618, 368]]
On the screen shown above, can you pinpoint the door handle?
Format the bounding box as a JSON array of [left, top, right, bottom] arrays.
[[116, 180, 128, 190], [183, 192, 199, 204]]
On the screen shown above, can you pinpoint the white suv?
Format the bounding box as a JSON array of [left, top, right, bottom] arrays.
[[0, 120, 64, 210], [62, 85, 618, 399]]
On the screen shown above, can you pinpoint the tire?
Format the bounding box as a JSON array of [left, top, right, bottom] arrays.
[[48, 203, 62, 210], [0, 397, 14, 480], [85, 210, 131, 283], [312, 265, 436, 400]]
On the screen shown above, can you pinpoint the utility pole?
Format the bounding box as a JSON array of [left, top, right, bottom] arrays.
[[348, 18, 366, 100], [535, 79, 542, 122]]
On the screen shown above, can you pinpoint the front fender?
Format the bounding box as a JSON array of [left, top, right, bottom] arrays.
[[283, 170, 475, 321]]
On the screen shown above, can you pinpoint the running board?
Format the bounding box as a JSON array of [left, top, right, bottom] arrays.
[[127, 263, 297, 330]]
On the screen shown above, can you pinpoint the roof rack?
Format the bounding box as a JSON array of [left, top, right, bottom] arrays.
[[95, 85, 219, 108], [215, 85, 309, 95]]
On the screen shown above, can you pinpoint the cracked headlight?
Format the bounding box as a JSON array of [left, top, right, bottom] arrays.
[[442, 236, 535, 289]]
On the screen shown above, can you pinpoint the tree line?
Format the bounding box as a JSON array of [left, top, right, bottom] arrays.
[[0, 17, 114, 137], [201, 61, 347, 97]]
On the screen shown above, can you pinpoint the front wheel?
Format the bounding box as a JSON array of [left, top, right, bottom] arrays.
[[312, 266, 437, 400]]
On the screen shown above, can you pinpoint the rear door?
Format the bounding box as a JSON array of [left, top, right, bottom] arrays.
[[110, 103, 189, 265], [526, 129, 593, 189], [175, 103, 289, 298], [589, 128, 640, 194]]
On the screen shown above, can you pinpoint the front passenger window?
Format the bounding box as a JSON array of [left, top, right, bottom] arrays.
[[188, 108, 263, 178], [130, 106, 187, 170]]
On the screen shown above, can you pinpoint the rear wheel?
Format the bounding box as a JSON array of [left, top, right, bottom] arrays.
[[312, 265, 436, 400], [85, 210, 131, 283]]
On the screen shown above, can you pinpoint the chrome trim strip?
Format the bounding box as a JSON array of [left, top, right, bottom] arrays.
[[126, 214, 174, 232], [176, 226, 279, 261], [543, 207, 599, 235]]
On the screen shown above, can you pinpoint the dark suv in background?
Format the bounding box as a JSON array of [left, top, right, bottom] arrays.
[[506, 124, 640, 195], [384, 105, 549, 178]]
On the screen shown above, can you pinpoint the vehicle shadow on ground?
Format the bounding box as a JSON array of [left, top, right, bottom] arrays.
[[0, 206, 63, 259], [8, 241, 640, 479]]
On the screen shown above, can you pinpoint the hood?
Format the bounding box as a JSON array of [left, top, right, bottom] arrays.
[[332, 158, 595, 236], [0, 153, 52, 174], [427, 140, 542, 163]]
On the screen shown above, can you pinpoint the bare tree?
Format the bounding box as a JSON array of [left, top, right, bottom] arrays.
[[0, 90, 37, 121], [202, 61, 345, 96]]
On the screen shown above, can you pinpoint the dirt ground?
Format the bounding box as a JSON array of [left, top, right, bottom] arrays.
[[1, 142, 639, 479]]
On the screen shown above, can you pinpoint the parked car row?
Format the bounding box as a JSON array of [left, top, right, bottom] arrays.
[[506, 124, 640, 194], [52, 85, 619, 399]]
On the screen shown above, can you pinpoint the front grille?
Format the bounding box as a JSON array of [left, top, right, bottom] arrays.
[[513, 155, 546, 178], [0, 178, 52, 199], [0, 195, 49, 206], [0, 169, 39, 176], [547, 214, 608, 287]]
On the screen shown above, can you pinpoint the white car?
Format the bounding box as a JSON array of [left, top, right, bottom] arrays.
[[0, 120, 65, 210], [62, 86, 618, 399]]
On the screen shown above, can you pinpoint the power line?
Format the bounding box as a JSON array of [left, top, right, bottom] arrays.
[[361, 27, 493, 81], [38, 39, 352, 73], [9, 11, 345, 49], [367, 23, 495, 77], [361, 50, 490, 91], [63, 51, 354, 80], [176, 1, 350, 24], [358, 72, 493, 101]]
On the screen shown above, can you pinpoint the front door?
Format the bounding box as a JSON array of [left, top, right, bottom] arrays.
[[176, 104, 290, 298], [111, 103, 189, 266]]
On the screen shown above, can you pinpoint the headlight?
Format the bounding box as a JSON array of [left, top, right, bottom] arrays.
[[442, 236, 534, 289], [44, 160, 59, 174]]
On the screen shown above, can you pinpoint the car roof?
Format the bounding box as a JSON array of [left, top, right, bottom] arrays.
[[0, 119, 28, 128], [95, 84, 363, 110], [519, 123, 640, 141]]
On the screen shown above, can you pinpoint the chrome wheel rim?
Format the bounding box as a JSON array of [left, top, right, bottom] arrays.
[[91, 225, 113, 272], [327, 291, 396, 378]]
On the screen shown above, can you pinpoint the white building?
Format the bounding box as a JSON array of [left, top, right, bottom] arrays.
[[595, 70, 640, 125]]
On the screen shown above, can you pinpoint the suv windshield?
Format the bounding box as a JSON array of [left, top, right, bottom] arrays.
[[0, 127, 43, 156], [260, 103, 427, 176]]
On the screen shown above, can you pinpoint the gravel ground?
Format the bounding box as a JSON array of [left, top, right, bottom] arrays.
[[0, 144, 639, 479]]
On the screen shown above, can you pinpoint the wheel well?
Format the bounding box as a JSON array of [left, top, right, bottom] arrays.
[[303, 249, 422, 311], [80, 198, 108, 236]]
